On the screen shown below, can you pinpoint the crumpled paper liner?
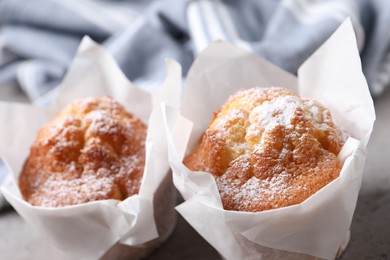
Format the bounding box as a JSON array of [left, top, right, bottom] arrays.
[[162, 19, 375, 260], [0, 36, 181, 259]]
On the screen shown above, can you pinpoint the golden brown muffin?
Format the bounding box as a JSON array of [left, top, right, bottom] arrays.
[[184, 87, 346, 212], [19, 96, 147, 207]]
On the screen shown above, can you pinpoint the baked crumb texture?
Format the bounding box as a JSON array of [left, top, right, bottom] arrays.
[[184, 87, 345, 212], [19, 96, 147, 207]]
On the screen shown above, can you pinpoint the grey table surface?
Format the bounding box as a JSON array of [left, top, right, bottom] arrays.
[[1, 88, 389, 260]]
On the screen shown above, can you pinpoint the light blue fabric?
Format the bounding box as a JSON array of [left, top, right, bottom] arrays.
[[1, 0, 389, 100], [0, 0, 389, 209]]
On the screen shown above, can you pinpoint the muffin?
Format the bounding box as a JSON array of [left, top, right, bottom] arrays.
[[184, 87, 346, 212], [19, 96, 147, 207]]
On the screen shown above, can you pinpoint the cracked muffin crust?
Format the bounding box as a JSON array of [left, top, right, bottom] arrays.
[[19, 96, 146, 207], [184, 87, 346, 212]]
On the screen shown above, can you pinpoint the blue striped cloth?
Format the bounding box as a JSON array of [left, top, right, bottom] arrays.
[[0, 0, 389, 209]]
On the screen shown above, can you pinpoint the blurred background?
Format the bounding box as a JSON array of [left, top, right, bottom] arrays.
[[0, 0, 389, 259]]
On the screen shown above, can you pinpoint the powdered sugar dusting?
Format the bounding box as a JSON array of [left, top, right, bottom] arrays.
[[19, 96, 147, 207], [185, 87, 346, 212]]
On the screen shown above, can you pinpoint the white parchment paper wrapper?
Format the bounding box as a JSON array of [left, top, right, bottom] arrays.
[[0, 37, 181, 259], [163, 19, 375, 260]]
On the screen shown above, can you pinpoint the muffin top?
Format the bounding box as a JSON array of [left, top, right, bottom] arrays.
[[19, 96, 147, 207], [184, 87, 346, 212]]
